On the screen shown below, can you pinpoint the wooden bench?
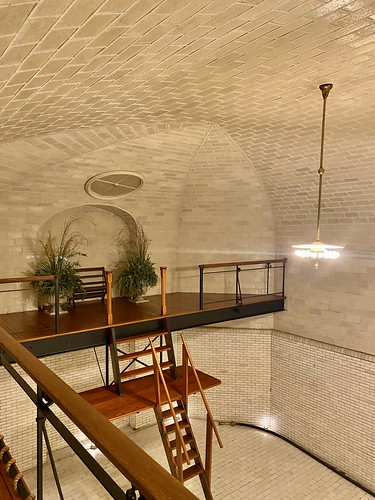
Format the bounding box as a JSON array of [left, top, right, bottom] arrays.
[[72, 267, 107, 305]]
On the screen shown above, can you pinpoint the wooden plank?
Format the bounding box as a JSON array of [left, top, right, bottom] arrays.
[[0, 472, 14, 500], [0, 292, 283, 344], [120, 361, 173, 379], [118, 345, 170, 361], [80, 367, 221, 421]]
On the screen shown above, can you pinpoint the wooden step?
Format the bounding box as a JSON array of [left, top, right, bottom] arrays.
[[162, 405, 185, 420], [169, 434, 194, 450], [118, 345, 171, 362], [183, 464, 203, 482], [165, 420, 190, 434], [174, 448, 199, 465], [116, 330, 169, 344], [120, 361, 173, 379]]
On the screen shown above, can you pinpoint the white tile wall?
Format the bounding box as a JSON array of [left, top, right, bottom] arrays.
[[271, 330, 375, 493], [276, 230, 375, 356], [1, 327, 373, 494]]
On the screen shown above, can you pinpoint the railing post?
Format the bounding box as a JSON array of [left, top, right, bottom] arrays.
[[36, 385, 44, 500], [54, 276, 59, 334], [176, 434, 183, 482], [160, 266, 167, 315], [152, 351, 161, 409], [199, 265, 204, 310], [205, 415, 213, 487], [282, 259, 286, 297], [182, 345, 189, 414], [266, 263, 270, 295], [235, 266, 242, 305], [106, 271, 113, 325]]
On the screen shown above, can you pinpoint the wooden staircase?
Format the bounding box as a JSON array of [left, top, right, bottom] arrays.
[[154, 399, 213, 499], [108, 319, 176, 396], [107, 324, 222, 500]]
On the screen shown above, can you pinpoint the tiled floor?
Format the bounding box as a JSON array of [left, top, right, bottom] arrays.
[[24, 419, 373, 499]]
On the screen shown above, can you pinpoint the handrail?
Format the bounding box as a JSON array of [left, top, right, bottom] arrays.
[[180, 334, 223, 449], [149, 340, 191, 466], [199, 258, 287, 310], [0, 326, 197, 500], [0, 275, 60, 333], [0, 275, 55, 284], [199, 257, 287, 269]]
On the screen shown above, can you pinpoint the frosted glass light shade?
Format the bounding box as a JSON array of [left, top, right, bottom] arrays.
[[292, 241, 343, 260]]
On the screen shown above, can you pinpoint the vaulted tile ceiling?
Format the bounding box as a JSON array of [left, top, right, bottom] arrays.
[[1, 0, 375, 229]]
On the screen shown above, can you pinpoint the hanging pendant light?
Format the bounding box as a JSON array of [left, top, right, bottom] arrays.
[[292, 83, 343, 265]]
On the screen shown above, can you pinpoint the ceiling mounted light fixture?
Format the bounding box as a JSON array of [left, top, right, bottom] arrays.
[[84, 171, 144, 200], [292, 83, 343, 267]]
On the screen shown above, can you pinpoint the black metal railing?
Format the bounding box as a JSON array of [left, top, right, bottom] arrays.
[[0, 275, 60, 333], [198, 258, 287, 310]]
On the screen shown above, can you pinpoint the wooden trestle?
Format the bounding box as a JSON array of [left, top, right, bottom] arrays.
[[80, 322, 223, 499], [80, 366, 220, 420], [0, 290, 285, 499]]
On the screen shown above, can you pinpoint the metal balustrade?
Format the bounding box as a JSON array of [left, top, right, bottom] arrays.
[[198, 258, 287, 310]]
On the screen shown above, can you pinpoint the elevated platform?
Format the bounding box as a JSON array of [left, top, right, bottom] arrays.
[[80, 366, 221, 420], [0, 292, 285, 358]]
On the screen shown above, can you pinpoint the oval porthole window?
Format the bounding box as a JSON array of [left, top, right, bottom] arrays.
[[84, 171, 144, 200]]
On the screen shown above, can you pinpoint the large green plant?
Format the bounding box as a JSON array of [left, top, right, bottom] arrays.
[[30, 220, 87, 306], [117, 225, 158, 300]]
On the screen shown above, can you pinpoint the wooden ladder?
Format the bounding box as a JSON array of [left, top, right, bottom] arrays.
[[154, 398, 213, 499], [108, 319, 177, 396], [149, 336, 223, 500]]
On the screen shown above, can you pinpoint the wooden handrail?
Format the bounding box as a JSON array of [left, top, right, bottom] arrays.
[[106, 271, 113, 325], [0, 327, 197, 500], [0, 275, 56, 284], [199, 258, 287, 270], [149, 340, 191, 466], [180, 334, 223, 449]]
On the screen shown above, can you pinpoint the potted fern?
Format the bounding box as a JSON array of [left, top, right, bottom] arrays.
[[30, 220, 87, 313], [117, 224, 158, 302]]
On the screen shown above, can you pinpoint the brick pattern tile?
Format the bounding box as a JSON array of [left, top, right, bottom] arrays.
[[0, 1, 374, 224], [4, 328, 373, 496], [23, 419, 373, 499]]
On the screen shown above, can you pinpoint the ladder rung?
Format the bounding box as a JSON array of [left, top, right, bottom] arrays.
[[116, 330, 169, 344], [183, 465, 203, 482], [118, 345, 171, 361], [165, 420, 189, 434], [120, 361, 173, 379], [174, 449, 199, 465], [169, 434, 194, 450], [162, 406, 185, 420]]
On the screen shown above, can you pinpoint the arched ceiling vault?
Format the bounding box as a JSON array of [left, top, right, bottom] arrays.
[[1, 0, 375, 229]]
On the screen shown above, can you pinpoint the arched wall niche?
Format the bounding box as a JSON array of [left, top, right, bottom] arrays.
[[38, 204, 137, 284]]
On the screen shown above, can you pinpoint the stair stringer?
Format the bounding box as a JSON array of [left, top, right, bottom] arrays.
[[154, 398, 213, 500]]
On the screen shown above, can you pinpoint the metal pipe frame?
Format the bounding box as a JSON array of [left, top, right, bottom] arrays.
[[0, 352, 128, 499], [199, 258, 287, 310]]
